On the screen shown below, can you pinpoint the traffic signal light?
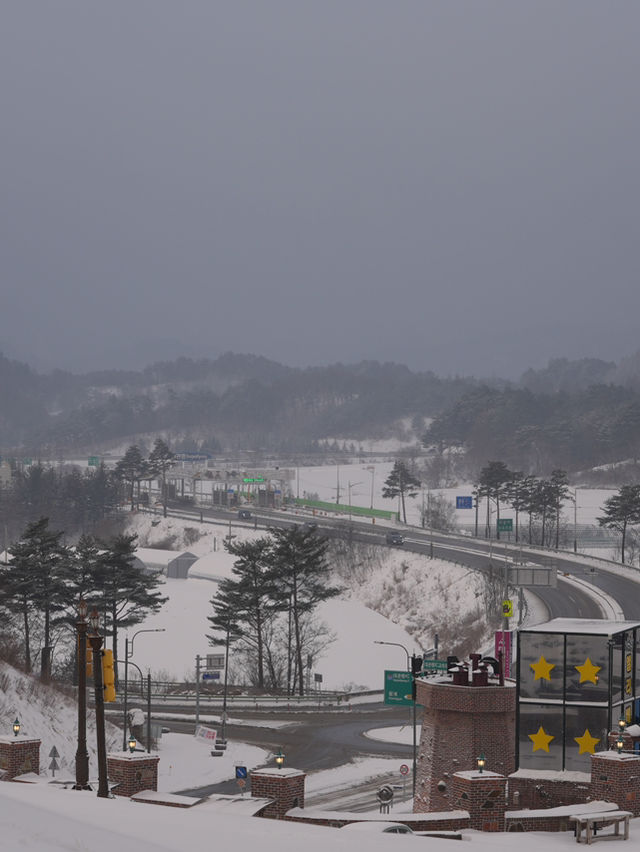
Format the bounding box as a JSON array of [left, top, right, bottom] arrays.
[[411, 654, 424, 676], [86, 641, 93, 678], [102, 649, 116, 702]]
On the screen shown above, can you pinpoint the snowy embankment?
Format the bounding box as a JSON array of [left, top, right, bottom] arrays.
[[126, 507, 495, 689]]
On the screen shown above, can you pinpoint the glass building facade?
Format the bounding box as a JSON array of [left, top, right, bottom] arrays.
[[517, 619, 640, 772]]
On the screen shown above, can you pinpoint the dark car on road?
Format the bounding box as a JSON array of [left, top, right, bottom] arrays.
[[238, 509, 252, 520], [385, 531, 404, 545]]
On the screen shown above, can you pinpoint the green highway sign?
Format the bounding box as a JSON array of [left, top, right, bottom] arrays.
[[422, 659, 448, 673], [384, 670, 413, 706], [497, 518, 513, 532], [243, 477, 265, 483], [88, 456, 100, 467]]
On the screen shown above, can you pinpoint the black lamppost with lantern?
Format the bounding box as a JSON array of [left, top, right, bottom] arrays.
[[88, 607, 109, 798], [73, 599, 91, 790]]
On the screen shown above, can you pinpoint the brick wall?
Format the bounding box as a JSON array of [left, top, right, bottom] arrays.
[[0, 737, 41, 781], [508, 774, 592, 810], [107, 753, 159, 797], [590, 752, 640, 816], [250, 768, 305, 819], [414, 677, 515, 812]]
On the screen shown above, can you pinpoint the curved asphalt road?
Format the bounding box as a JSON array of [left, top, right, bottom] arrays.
[[159, 502, 640, 800]]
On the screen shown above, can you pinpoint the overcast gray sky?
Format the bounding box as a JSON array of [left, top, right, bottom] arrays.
[[1, 2, 638, 378]]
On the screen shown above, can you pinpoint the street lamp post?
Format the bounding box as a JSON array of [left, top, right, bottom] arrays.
[[88, 608, 109, 798], [125, 659, 150, 752], [122, 628, 165, 751], [375, 640, 418, 800], [73, 599, 91, 790], [363, 466, 375, 510], [347, 481, 362, 521]]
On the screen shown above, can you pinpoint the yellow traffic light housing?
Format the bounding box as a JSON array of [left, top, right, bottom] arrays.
[[102, 649, 116, 702]]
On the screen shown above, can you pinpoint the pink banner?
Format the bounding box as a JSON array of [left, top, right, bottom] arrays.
[[494, 630, 512, 679]]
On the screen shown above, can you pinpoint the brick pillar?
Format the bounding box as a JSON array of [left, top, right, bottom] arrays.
[[250, 768, 306, 818], [414, 677, 515, 812], [107, 752, 160, 797], [452, 770, 507, 832], [0, 736, 41, 780], [591, 751, 640, 816]]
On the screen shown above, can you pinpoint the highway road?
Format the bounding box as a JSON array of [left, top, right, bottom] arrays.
[[149, 501, 640, 806]]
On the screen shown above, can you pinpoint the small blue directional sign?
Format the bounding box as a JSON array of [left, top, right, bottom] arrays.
[[202, 672, 220, 680], [456, 496, 473, 509], [236, 766, 248, 779]]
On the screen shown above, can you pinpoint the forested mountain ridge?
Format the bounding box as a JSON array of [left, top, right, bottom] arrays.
[[0, 351, 476, 455], [3, 349, 640, 477]]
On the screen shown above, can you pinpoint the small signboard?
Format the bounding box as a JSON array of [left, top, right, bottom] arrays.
[[495, 630, 512, 679], [314, 673, 323, 683], [456, 496, 473, 509], [202, 672, 220, 680], [502, 600, 514, 618], [195, 725, 217, 743], [497, 518, 513, 532], [235, 766, 248, 779], [399, 764, 409, 776], [88, 456, 100, 467], [206, 654, 225, 669], [384, 670, 413, 706]]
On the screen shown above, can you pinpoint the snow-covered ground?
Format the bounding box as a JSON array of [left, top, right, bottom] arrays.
[[1, 775, 605, 852]]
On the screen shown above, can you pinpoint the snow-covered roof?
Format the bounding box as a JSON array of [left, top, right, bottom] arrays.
[[135, 548, 196, 567], [522, 618, 640, 635]]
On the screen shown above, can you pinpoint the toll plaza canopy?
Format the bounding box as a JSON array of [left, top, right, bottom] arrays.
[[517, 618, 640, 773]]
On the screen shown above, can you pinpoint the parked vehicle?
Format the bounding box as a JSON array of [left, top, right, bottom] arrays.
[[238, 509, 252, 520], [341, 822, 415, 835], [385, 531, 404, 545]]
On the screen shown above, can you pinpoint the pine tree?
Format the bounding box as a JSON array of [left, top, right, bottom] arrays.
[[476, 461, 512, 538], [207, 537, 280, 689], [148, 438, 175, 518], [3, 517, 70, 679], [94, 533, 168, 677], [382, 460, 421, 524], [115, 446, 147, 511], [598, 485, 640, 565], [268, 525, 341, 696]]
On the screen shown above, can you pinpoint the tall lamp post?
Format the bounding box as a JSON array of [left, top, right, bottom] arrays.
[[375, 640, 418, 800], [88, 607, 109, 798], [122, 628, 165, 751], [73, 599, 91, 790]]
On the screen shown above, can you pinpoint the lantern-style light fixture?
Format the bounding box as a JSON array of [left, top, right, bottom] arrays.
[[128, 735, 137, 754], [88, 608, 100, 632], [275, 748, 285, 770], [12, 718, 20, 737], [477, 754, 486, 774], [78, 598, 88, 620], [616, 737, 625, 754]]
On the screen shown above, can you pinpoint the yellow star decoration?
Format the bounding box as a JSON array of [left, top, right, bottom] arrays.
[[530, 655, 555, 681], [529, 726, 555, 753], [575, 657, 601, 684], [574, 729, 600, 755]]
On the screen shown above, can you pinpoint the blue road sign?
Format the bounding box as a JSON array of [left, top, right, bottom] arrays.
[[456, 496, 473, 509], [236, 766, 248, 779], [202, 672, 220, 680]]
